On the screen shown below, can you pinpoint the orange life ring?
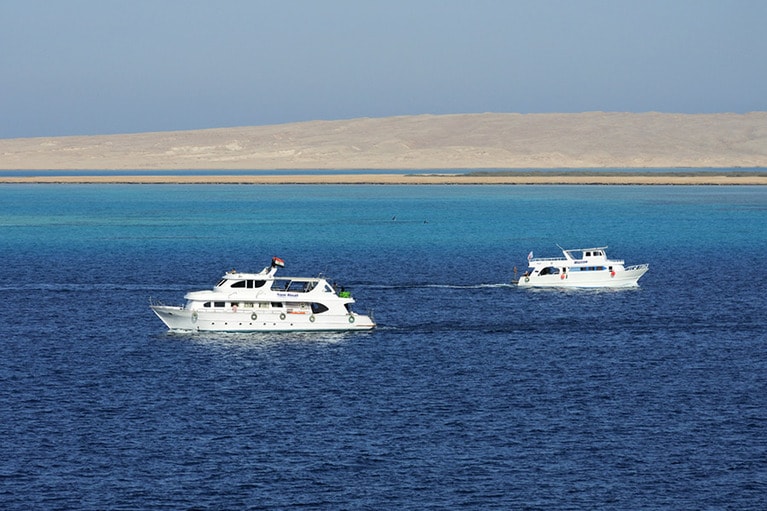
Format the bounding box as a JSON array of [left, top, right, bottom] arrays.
[[560, 273, 565, 280], [611, 271, 616, 277]]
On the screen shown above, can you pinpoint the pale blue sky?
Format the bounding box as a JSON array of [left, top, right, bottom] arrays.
[[1, 0, 765, 138]]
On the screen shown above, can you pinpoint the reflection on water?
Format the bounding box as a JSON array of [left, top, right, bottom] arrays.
[[166, 329, 365, 350]]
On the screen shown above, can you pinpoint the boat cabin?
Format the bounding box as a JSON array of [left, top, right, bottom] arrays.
[[563, 248, 608, 261], [215, 276, 333, 294]]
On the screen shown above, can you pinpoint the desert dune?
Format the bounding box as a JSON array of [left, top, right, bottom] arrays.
[[1, 112, 765, 173]]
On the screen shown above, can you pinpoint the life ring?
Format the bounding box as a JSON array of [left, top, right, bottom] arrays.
[[560, 273, 566, 280], [611, 271, 616, 277], [524, 277, 530, 283], [191, 311, 198, 323], [348, 315, 355, 323], [279, 313, 286, 320], [309, 315, 316, 322], [250, 312, 257, 320]]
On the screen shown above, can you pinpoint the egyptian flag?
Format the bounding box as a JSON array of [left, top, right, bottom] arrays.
[[272, 257, 285, 268]]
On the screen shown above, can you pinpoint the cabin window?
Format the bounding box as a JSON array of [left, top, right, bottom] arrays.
[[214, 301, 226, 308], [243, 302, 254, 308], [258, 302, 269, 309], [271, 302, 283, 308], [231, 279, 268, 288], [539, 266, 560, 276], [312, 303, 329, 314], [216, 279, 227, 287], [283, 281, 311, 292], [203, 302, 212, 308]]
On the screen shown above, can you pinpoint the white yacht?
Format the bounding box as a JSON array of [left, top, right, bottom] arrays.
[[150, 257, 375, 332], [516, 246, 648, 288]]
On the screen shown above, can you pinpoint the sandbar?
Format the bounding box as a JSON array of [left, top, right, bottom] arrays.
[[1, 172, 766, 185]]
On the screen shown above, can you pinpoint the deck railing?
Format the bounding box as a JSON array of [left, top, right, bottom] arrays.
[[528, 257, 567, 263]]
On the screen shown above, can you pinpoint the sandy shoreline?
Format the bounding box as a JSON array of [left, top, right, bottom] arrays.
[[2, 173, 766, 185]]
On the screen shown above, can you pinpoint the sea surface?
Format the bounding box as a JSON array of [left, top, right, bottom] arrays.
[[1, 182, 766, 510]]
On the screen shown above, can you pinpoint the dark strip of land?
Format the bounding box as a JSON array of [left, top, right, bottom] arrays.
[[1, 171, 766, 185]]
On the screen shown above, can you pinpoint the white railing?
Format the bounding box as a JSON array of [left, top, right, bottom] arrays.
[[529, 257, 567, 263]]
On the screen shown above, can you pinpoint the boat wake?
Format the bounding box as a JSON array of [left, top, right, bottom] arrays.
[[162, 330, 361, 348], [365, 283, 514, 290], [522, 286, 643, 294], [0, 283, 193, 293]]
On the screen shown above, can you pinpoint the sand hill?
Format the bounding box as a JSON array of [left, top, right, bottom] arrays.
[[1, 112, 765, 170]]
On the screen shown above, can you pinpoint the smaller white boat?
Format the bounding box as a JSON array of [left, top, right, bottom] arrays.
[[151, 257, 375, 332], [515, 246, 648, 288]]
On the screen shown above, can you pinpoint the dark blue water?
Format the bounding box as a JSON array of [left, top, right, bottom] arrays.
[[1, 184, 766, 509]]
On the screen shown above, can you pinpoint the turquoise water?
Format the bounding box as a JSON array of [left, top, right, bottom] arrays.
[[1, 183, 766, 509]]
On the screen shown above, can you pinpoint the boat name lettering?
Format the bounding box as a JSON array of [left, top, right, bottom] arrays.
[[276, 292, 299, 298]]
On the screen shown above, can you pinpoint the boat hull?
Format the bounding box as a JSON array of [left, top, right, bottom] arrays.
[[517, 265, 648, 288], [151, 305, 375, 332]]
